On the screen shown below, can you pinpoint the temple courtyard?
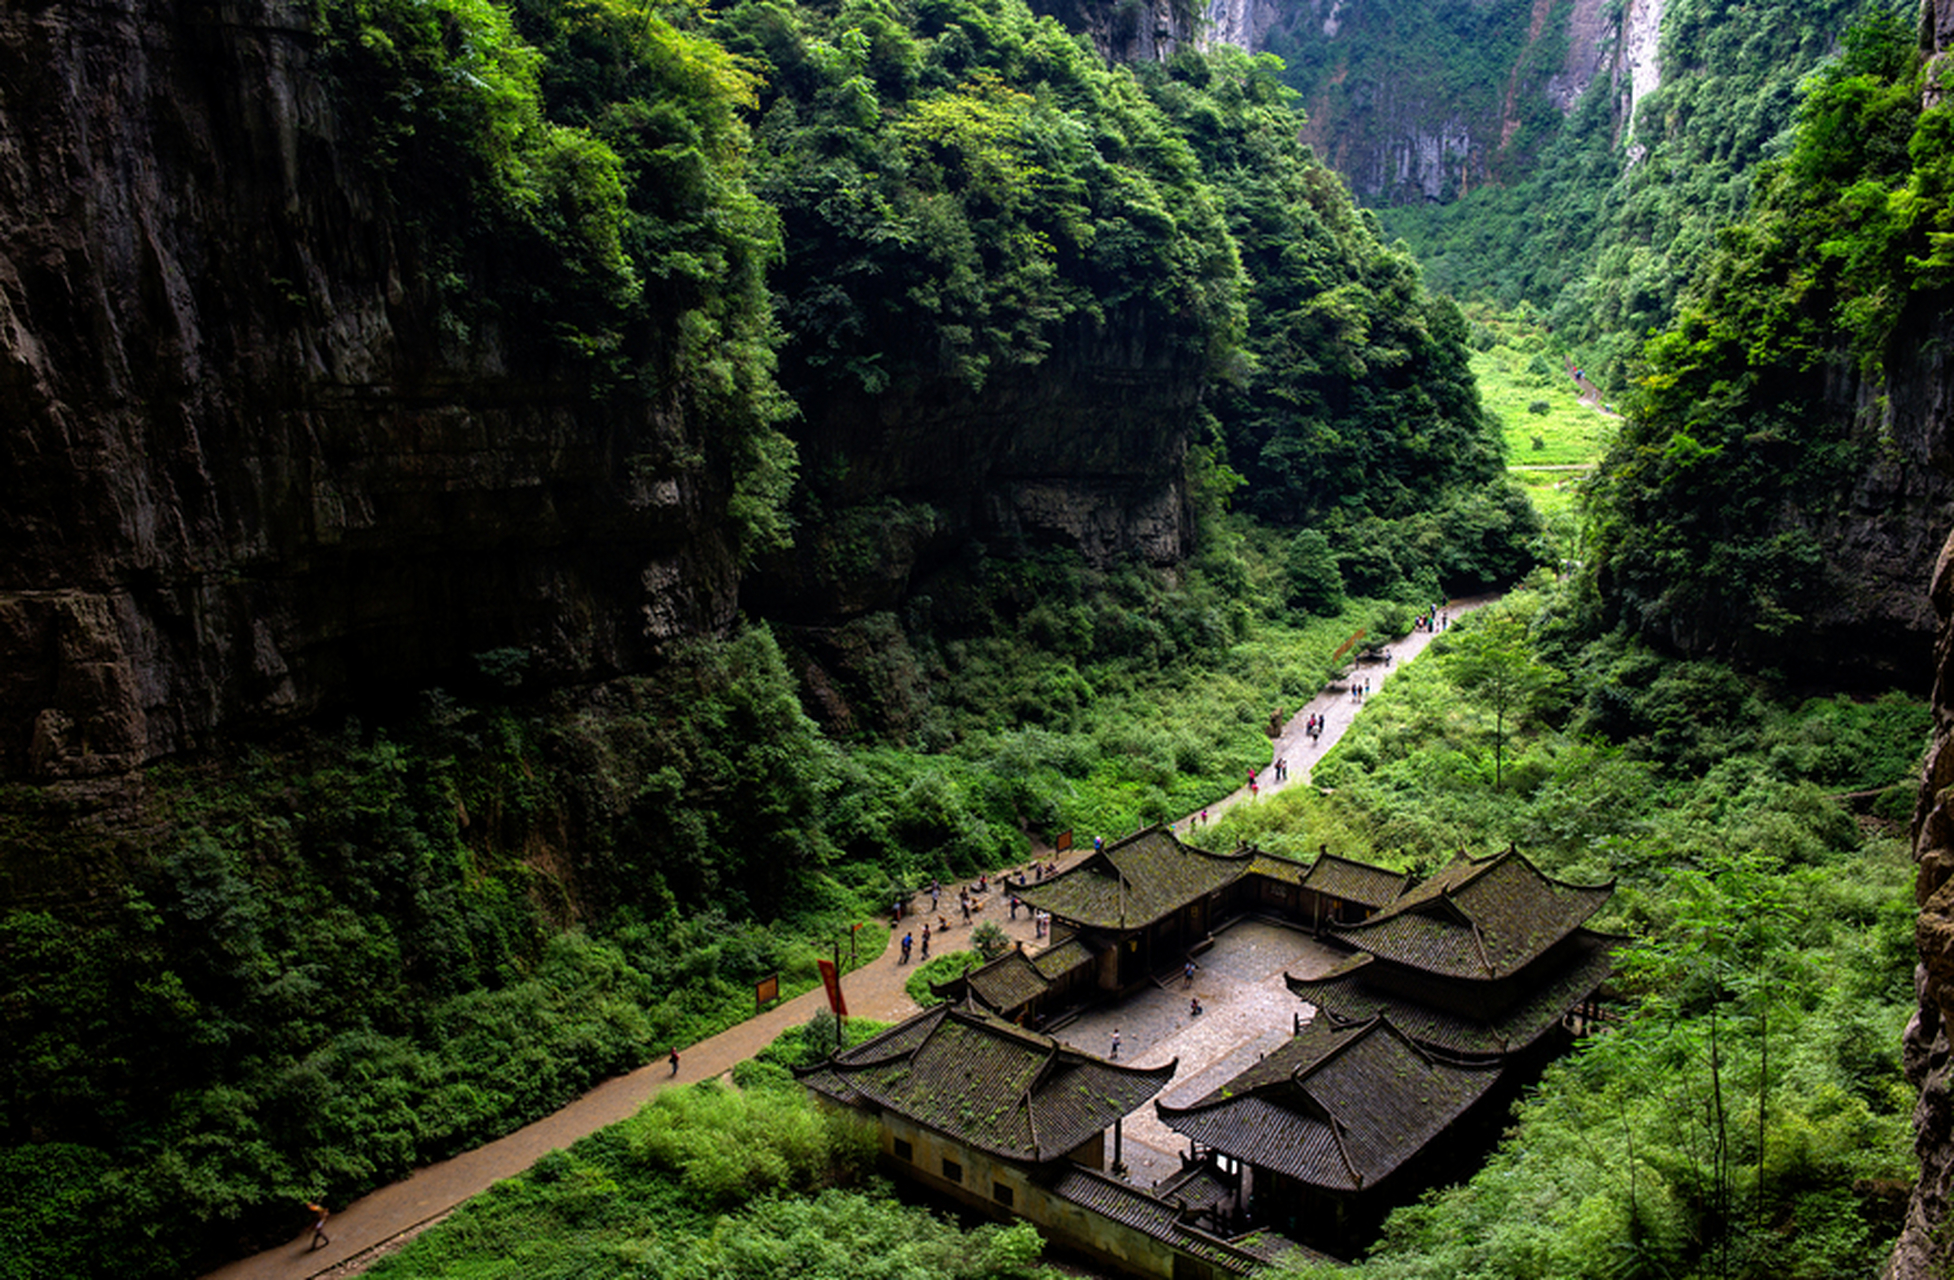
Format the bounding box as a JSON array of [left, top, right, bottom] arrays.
[[1045, 919, 1346, 1188]]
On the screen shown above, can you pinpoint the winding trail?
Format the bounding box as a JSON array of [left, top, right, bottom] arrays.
[[203, 595, 1494, 1280], [1180, 593, 1495, 831]]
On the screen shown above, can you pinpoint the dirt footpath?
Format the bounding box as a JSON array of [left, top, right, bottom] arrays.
[[1183, 594, 1494, 830], [202, 595, 1495, 1280]]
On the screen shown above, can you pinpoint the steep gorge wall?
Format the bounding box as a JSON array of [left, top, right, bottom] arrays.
[[0, 0, 1207, 793], [1894, 312, 1954, 1277], [1206, 0, 1644, 204], [0, 0, 744, 790]]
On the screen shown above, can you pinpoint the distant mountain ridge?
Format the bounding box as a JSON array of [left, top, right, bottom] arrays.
[[1194, 0, 1662, 205]]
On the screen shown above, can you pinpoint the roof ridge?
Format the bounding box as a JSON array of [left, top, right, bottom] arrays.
[[1327, 1112, 1364, 1190], [1024, 1041, 1050, 1156], [1289, 1016, 1381, 1088], [1469, 918, 1494, 978]]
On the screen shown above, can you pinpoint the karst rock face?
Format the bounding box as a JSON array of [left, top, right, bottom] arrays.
[[1196, 0, 1654, 206], [1896, 285, 1954, 1274], [0, 0, 1207, 790], [0, 0, 747, 788], [751, 302, 1201, 624]]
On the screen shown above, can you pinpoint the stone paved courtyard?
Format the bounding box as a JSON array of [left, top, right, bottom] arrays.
[[1048, 918, 1348, 1189]]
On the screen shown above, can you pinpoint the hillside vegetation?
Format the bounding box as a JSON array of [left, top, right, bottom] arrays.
[[3, 0, 1940, 1274], [0, 2, 1527, 1273], [1383, 0, 1904, 389], [1585, 8, 1954, 673], [299, 579, 1928, 1280]]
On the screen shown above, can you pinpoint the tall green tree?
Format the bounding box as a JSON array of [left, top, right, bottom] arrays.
[[1442, 613, 1560, 789]]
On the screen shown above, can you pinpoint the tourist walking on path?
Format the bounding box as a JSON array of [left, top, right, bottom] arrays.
[[200, 593, 1497, 1280], [305, 1203, 330, 1252], [668, 1048, 680, 1077], [1183, 594, 1496, 829]]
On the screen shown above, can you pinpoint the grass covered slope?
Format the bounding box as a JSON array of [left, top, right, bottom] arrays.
[[1236, 587, 1923, 1280]]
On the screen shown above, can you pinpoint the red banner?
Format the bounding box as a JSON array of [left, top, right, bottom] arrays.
[[818, 958, 849, 1018]]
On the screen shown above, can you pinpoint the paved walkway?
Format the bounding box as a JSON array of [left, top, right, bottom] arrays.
[[1176, 594, 1493, 833], [204, 596, 1492, 1280]]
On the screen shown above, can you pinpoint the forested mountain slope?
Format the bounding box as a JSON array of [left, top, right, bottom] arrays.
[[1580, 10, 1954, 686], [0, 0, 1525, 1275]]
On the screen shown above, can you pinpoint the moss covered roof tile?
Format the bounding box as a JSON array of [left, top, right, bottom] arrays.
[[1288, 930, 1619, 1056], [1332, 850, 1611, 980], [800, 1004, 1175, 1163], [1017, 829, 1247, 930], [1157, 1018, 1499, 1192]]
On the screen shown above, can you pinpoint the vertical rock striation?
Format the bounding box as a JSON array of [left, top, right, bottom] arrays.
[[1893, 287, 1954, 1277], [1201, 0, 1641, 205], [0, 0, 742, 785]]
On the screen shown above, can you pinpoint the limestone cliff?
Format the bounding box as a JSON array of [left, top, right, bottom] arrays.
[[1893, 279, 1954, 1280], [1204, 0, 1643, 204], [1028, 0, 1198, 61], [0, 0, 1213, 791], [0, 0, 746, 788]]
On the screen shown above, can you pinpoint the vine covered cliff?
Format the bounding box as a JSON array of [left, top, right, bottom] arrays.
[[0, 1, 1527, 1273], [0, 0, 775, 787]]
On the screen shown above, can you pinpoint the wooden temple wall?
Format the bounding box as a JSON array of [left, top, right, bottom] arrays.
[[874, 1115, 1245, 1280]]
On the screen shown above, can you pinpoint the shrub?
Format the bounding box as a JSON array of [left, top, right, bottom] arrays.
[[971, 921, 1010, 959]]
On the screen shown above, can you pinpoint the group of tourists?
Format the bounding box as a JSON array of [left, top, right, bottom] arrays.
[[1304, 712, 1325, 741], [1414, 606, 1449, 632], [898, 923, 941, 963]]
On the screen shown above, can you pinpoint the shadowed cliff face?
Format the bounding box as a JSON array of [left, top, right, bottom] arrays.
[[0, 0, 740, 784], [750, 302, 1200, 625], [1896, 292, 1954, 1275]]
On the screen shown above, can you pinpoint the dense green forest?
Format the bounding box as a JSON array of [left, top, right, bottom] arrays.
[[1381, 0, 1910, 389], [2, 0, 1944, 1273], [0, 0, 1528, 1275], [1584, 8, 1954, 670]]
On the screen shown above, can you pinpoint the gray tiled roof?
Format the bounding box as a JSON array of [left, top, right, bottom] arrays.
[[1332, 850, 1611, 980], [1304, 853, 1413, 908], [1244, 850, 1312, 886], [1048, 1168, 1265, 1272], [1157, 1018, 1500, 1191], [799, 1005, 1176, 1163], [1016, 831, 1411, 938], [965, 949, 1050, 1010], [1288, 930, 1619, 1056], [1032, 936, 1095, 978], [1016, 829, 1244, 930]]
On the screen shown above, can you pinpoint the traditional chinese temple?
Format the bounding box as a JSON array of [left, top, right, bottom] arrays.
[[1285, 847, 1617, 1060], [797, 1001, 1325, 1278], [804, 840, 1617, 1271], [1156, 1015, 1502, 1252], [1009, 828, 1408, 996]]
